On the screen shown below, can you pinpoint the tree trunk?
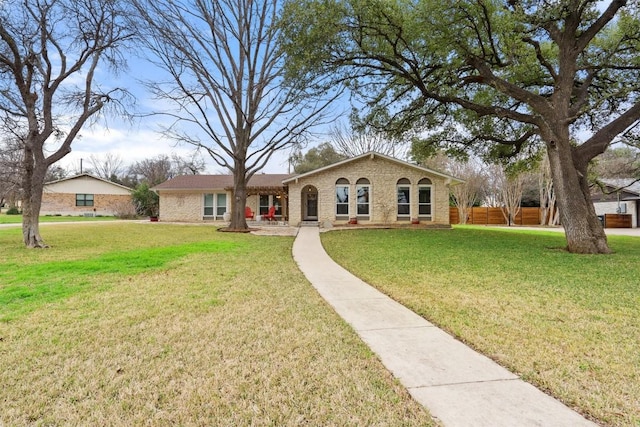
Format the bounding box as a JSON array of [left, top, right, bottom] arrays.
[[547, 141, 610, 254], [228, 161, 248, 231], [21, 146, 49, 248]]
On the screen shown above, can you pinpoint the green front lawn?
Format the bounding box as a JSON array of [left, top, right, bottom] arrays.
[[0, 223, 433, 426], [0, 213, 119, 224], [321, 225, 640, 426]]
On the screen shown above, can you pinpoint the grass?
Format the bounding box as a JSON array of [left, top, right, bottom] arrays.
[[0, 223, 433, 426], [321, 225, 640, 426], [0, 212, 119, 224]]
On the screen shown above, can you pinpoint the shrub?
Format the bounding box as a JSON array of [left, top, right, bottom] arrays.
[[112, 199, 138, 219], [132, 183, 159, 217], [6, 206, 20, 215]]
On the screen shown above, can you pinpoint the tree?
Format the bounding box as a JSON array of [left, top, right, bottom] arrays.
[[0, 0, 133, 247], [539, 155, 560, 226], [0, 136, 23, 209], [170, 152, 206, 176], [87, 153, 126, 181], [280, 0, 640, 253], [133, 0, 340, 231], [127, 153, 205, 187], [487, 164, 524, 226], [590, 146, 640, 179], [290, 142, 347, 173], [129, 155, 173, 186], [422, 156, 486, 224], [131, 182, 159, 217], [330, 121, 407, 158]]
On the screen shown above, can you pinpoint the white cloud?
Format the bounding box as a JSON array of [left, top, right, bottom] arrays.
[[55, 121, 298, 175]]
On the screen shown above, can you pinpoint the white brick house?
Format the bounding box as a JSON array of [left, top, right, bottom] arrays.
[[153, 152, 463, 227]]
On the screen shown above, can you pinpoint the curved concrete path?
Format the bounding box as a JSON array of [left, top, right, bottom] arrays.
[[292, 226, 597, 427]]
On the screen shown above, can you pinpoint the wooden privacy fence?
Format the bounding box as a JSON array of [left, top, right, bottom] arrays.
[[450, 207, 543, 226], [449, 207, 633, 227], [602, 214, 632, 228]]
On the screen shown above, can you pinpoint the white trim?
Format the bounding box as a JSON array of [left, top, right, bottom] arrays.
[[336, 184, 349, 217], [203, 192, 227, 219], [418, 184, 433, 219]]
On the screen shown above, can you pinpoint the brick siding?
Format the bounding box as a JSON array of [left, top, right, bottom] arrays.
[[287, 155, 450, 226], [41, 193, 132, 216]]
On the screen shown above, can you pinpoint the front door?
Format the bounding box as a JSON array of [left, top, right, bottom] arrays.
[[303, 188, 318, 220]]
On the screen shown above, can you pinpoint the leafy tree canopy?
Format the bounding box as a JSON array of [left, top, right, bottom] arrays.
[[290, 142, 347, 173], [280, 0, 640, 254]]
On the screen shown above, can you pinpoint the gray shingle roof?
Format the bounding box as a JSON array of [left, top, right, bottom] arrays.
[[152, 174, 293, 191]]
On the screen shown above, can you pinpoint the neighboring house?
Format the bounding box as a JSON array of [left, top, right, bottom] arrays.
[[591, 179, 640, 228], [41, 173, 133, 216], [154, 152, 463, 227]]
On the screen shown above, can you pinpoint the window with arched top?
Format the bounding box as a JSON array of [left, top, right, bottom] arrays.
[[335, 178, 350, 217], [356, 178, 370, 217], [418, 178, 432, 219], [396, 178, 411, 217]]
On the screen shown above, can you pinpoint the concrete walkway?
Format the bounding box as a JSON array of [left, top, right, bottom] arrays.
[[292, 226, 597, 427]]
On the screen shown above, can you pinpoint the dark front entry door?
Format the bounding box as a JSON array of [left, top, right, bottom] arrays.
[[306, 193, 318, 219]]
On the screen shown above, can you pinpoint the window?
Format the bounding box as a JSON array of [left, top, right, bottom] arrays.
[[203, 194, 214, 216], [216, 193, 227, 216], [273, 196, 282, 216], [336, 178, 349, 217], [397, 178, 410, 217], [418, 178, 432, 218], [356, 178, 370, 216], [259, 194, 270, 216], [76, 194, 94, 207], [259, 195, 282, 217], [203, 193, 227, 218]]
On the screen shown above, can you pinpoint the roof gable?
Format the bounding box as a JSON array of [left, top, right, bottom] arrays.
[[283, 151, 464, 184], [44, 173, 133, 193], [153, 173, 293, 191], [600, 179, 640, 196]]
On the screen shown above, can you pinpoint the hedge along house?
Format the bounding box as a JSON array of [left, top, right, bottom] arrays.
[[284, 152, 462, 227], [152, 174, 292, 222], [41, 173, 133, 216], [153, 152, 462, 226]]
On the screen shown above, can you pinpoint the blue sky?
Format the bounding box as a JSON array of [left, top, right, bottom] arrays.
[[56, 43, 346, 176], [57, 71, 344, 176]]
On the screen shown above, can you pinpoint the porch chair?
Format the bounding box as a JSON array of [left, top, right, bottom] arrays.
[[262, 205, 276, 222], [245, 206, 255, 220]]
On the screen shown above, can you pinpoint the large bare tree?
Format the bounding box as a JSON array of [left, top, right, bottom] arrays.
[[0, 0, 133, 247], [133, 0, 341, 230]]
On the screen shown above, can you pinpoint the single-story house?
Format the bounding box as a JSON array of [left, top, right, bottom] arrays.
[[152, 173, 292, 222], [153, 152, 463, 227], [41, 173, 133, 216], [591, 179, 640, 228]]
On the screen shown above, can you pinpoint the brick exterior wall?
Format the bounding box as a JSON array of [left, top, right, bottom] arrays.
[[159, 192, 279, 223], [41, 193, 132, 216], [287, 155, 451, 226], [159, 191, 233, 222], [160, 191, 206, 222], [157, 156, 454, 226]]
